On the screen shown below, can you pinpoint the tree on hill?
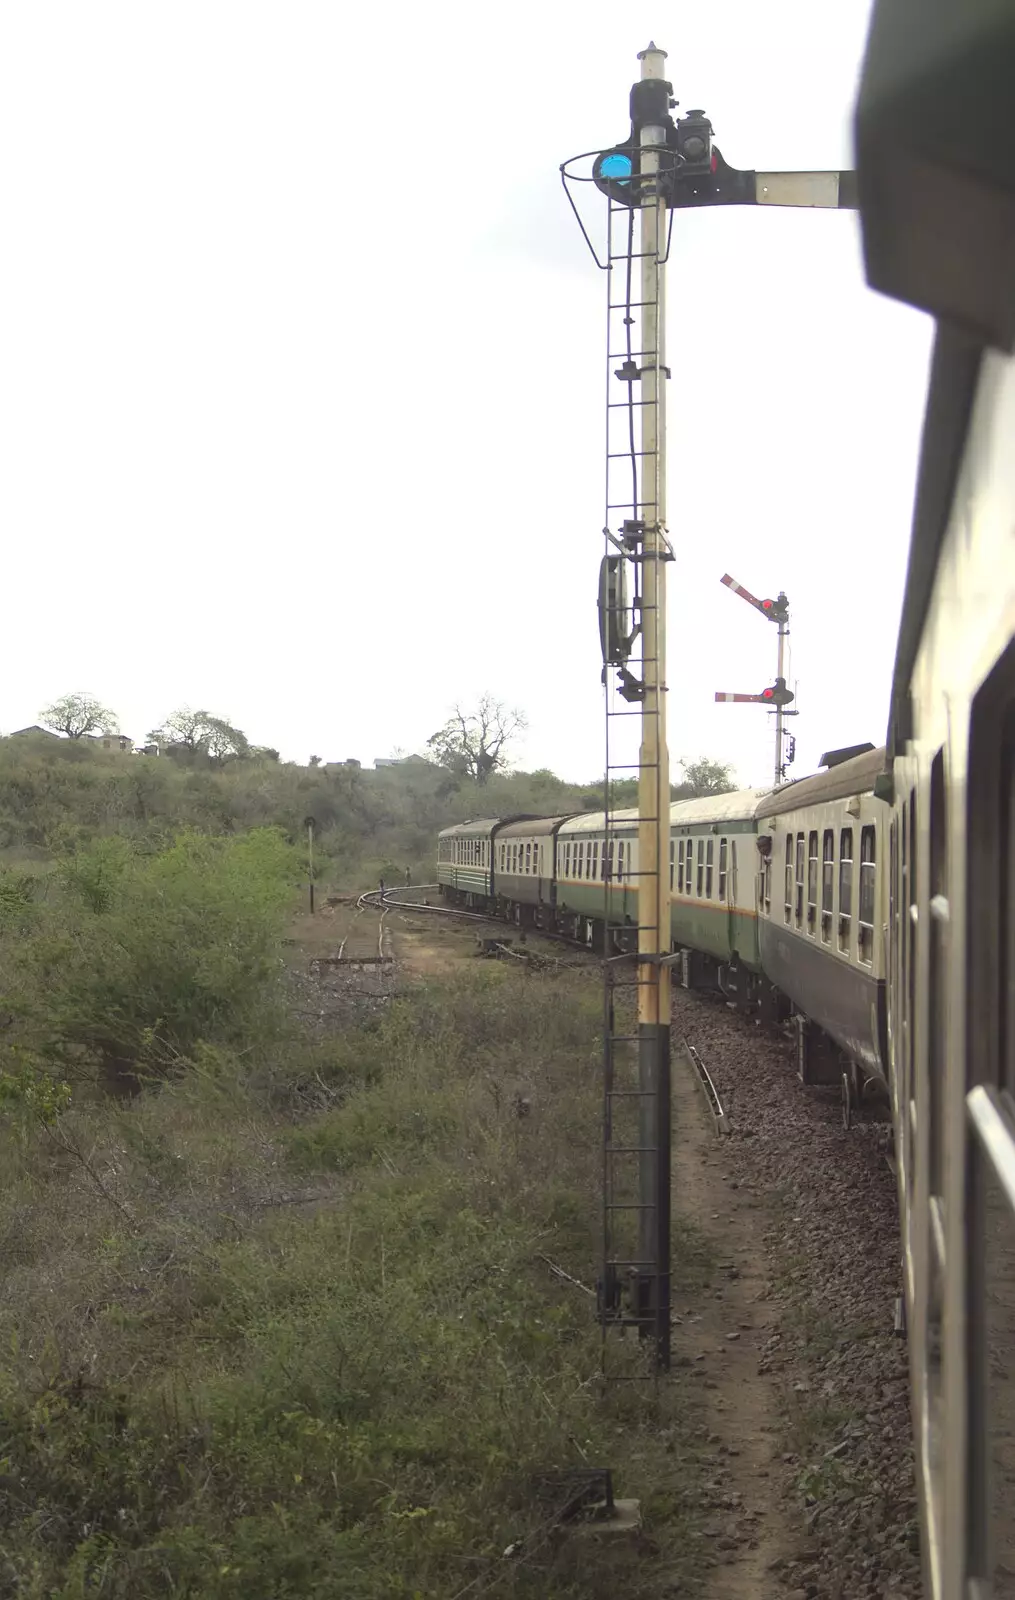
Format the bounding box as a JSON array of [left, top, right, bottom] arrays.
[[676, 757, 736, 797], [148, 708, 249, 764], [147, 708, 206, 751], [426, 695, 526, 785], [40, 693, 119, 740]]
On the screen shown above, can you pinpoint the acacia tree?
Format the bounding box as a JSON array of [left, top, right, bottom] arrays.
[[40, 693, 119, 739], [676, 758, 736, 797], [426, 695, 526, 785], [148, 708, 249, 764]]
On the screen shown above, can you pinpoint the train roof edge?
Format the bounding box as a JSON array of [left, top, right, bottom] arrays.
[[855, 0, 1014, 763]]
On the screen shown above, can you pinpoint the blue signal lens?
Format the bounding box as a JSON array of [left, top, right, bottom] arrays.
[[599, 152, 632, 184]]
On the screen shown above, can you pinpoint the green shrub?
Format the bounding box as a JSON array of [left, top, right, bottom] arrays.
[[10, 830, 296, 1091]]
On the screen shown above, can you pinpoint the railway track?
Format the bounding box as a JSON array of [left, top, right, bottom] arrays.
[[309, 895, 393, 972], [681, 1038, 727, 1134]]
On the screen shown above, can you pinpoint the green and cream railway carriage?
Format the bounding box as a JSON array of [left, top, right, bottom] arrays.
[[754, 745, 889, 1099], [494, 815, 574, 924], [668, 790, 763, 988], [435, 818, 502, 905], [555, 808, 639, 944]]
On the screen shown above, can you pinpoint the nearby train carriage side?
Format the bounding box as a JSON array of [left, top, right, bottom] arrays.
[[754, 745, 890, 1107], [854, 2, 1015, 1591], [868, 308, 1015, 1599]]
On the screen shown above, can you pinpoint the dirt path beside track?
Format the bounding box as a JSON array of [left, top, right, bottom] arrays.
[[671, 1044, 793, 1597]]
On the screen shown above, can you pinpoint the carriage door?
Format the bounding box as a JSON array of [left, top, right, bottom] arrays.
[[725, 838, 737, 951]]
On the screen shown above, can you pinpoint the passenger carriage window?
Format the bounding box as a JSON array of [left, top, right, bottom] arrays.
[[839, 828, 853, 954], [706, 839, 714, 899], [591, 841, 598, 880], [617, 841, 625, 883], [807, 831, 818, 932], [858, 825, 877, 967], [821, 830, 834, 944], [731, 841, 737, 904], [696, 840, 704, 897], [718, 838, 727, 902], [669, 838, 674, 891], [606, 838, 614, 881], [784, 833, 793, 924], [795, 834, 805, 927], [526, 841, 532, 874], [677, 839, 684, 893]]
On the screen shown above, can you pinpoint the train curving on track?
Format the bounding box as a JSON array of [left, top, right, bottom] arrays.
[[438, 5, 1015, 1594], [437, 742, 890, 1126]]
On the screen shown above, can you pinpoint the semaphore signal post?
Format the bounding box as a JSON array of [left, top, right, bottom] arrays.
[[716, 574, 797, 788], [562, 42, 856, 1375]]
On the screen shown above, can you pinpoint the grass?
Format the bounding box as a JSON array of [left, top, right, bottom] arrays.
[[0, 965, 712, 1599]]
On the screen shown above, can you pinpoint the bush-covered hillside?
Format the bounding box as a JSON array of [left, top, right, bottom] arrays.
[[0, 735, 733, 888]]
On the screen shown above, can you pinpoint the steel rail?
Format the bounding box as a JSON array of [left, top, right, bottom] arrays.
[[682, 1039, 727, 1135]]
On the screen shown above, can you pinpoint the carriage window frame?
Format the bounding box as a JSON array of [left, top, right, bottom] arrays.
[[677, 839, 685, 894], [821, 829, 834, 944], [706, 838, 714, 899], [807, 830, 818, 933], [696, 839, 704, 897], [718, 837, 728, 902], [838, 827, 853, 954], [784, 833, 793, 924], [795, 833, 805, 927], [928, 752, 947, 1196], [858, 824, 877, 966], [669, 837, 675, 892]]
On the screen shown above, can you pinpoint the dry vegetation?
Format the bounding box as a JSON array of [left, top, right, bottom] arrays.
[[0, 735, 715, 1598]]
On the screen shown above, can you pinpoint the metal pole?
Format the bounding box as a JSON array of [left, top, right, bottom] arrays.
[[636, 41, 672, 1369], [774, 592, 789, 787], [775, 623, 785, 788]]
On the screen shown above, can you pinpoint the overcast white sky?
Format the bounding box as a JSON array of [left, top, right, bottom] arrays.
[[0, 2, 932, 785]]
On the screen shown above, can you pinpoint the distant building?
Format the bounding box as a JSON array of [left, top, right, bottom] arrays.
[[9, 724, 58, 738], [88, 733, 134, 754]]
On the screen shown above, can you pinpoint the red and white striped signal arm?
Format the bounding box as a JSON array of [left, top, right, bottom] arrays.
[[720, 572, 779, 622], [715, 691, 768, 703]]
